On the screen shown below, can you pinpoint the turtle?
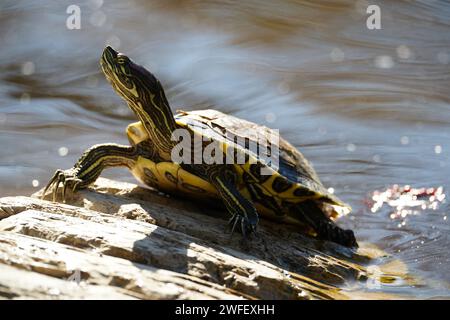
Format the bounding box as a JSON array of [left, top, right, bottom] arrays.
[[43, 46, 358, 248]]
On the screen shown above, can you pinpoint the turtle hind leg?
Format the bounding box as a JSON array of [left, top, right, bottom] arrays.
[[43, 143, 138, 202], [293, 200, 358, 248]]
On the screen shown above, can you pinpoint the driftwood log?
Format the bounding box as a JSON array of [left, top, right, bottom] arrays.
[[0, 178, 413, 299]]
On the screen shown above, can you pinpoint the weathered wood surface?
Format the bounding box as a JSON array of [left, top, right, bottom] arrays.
[[0, 177, 410, 299]]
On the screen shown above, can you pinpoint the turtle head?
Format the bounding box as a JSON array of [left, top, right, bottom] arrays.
[[100, 46, 177, 158], [100, 46, 161, 106]]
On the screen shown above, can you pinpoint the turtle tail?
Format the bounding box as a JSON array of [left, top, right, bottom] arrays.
[[294, 200, 358, 248]]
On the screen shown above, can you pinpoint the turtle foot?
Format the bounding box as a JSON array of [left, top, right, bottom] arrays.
[[228, 213, 258, 240], [318, 221, 358, 248], [42, 169, 83, 203]]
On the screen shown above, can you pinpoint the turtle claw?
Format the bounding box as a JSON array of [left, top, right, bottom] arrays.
[[42, 170, 59, 200], [228, 214, 258, 240], [42, 169, 82, 203]]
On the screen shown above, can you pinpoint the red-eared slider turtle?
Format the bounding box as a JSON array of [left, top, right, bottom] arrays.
[[43, 46, 358, 248]]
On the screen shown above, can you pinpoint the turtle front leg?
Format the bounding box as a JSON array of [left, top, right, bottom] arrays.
[[209, 167, 259, 238], [43, 143, 137, 202]]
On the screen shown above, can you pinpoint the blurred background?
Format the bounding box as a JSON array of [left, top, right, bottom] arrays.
[[0, 0, 449, 298]]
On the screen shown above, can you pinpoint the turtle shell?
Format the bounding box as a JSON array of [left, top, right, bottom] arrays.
[[174, 109, 350, 210]]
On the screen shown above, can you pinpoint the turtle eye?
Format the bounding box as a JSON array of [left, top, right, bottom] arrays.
[[116, 55, 129, 65]]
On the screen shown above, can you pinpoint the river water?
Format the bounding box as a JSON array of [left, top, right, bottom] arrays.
[[0, 0, 449, 298]]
